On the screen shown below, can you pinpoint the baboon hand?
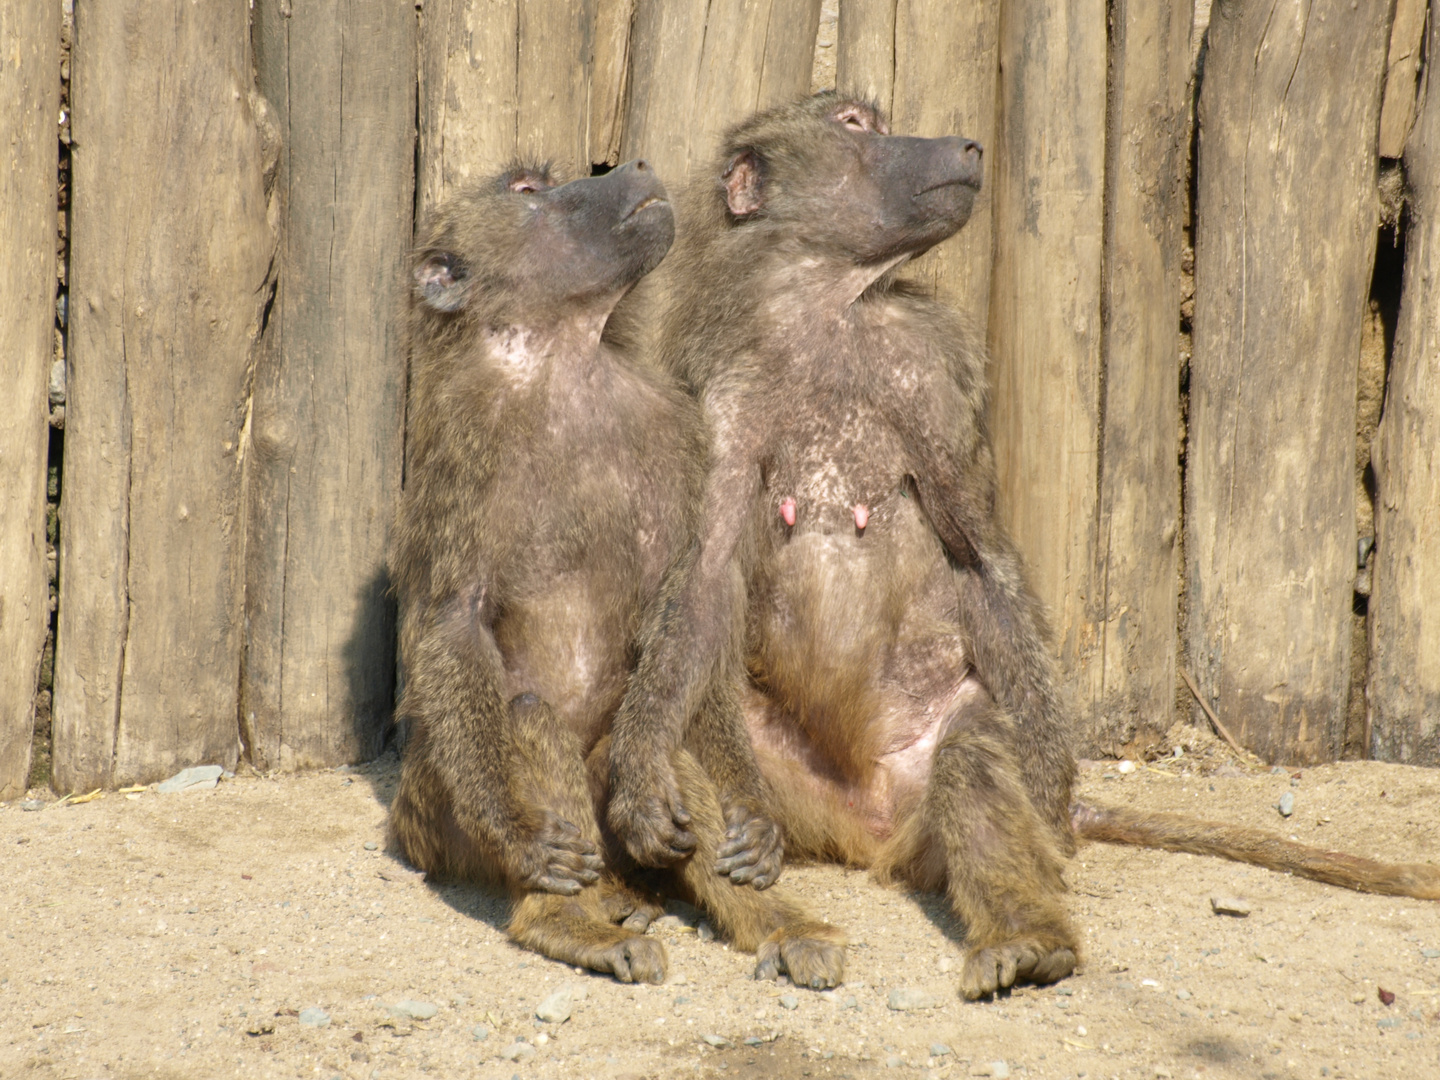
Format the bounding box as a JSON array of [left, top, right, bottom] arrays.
[[516, 813, 604, 895], [715, 802, 783, 889], [608, 762, 696, 867]]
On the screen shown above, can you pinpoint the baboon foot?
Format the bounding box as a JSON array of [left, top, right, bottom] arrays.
[[753, 922, 847, 989], [715, 803, 784, 889], [958, 935, 1076, 1000], [598, 935, 669, 984]]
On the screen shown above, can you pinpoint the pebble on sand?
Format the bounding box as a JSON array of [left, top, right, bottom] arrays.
[[472, 1025, 490, 1041], [1277, 790, 1295, 817], [970, 1062, 1010, 1078], [930, 1043, 952, 1057], [1209, 896, 1251, 917], [298, 1007, 330, 1027], [535, 988, 573, 1023], [778, 994, 799, 1010], [391, 1000, 438, 1020], [701, 1034, 730, 1048], [887, 987, 941, 1011], [157, 765, 224, 794], [500, 1040, 537, 1062]]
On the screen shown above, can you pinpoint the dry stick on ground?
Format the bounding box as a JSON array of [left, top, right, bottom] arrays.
[[1180, 668, 1246, 759]]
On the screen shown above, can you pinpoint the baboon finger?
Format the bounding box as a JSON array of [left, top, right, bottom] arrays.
[[530, 875, 583, 896], [715, 815, 783, 888]]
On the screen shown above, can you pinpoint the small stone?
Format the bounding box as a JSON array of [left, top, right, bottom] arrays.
[[1153, 1068, 1173, 1079], [778, 994, 799, 1010], [246, 1019, 275, 1036], [534, 1033, 549, 1046], [930, 1044, 952, 1057], [535, 989, 573, 1023], [887, 987, 940, 1011], [674, 996, 691, 1006], [1277, 791, 1294, 817], [157, 764, 224, 793], [499, 1041, 537, 1062], [744, 1036, 764, 1047], [1210, 895, 1251, 917], [970, 1063, 1009, 1079], [391, 1000, 438, 1021], [363, 841, 378, 851], [1421, 948, 1440, 959], [20, 800, 44, 812], [1349, 991, 1367, 1003], [696, 921, 715, 943], [471, 1025, 489, 1041], [886, 1056, 905, 1069], [1377, 1017, 1402, 1030], [843, 996, 858, 1009], [298, 1007, 330, 1027], [938, 956, 954, 973], [701, 1034, 730, 1048], [1117, 760, 1137, 774], [1176, 989, 1192, 1001]]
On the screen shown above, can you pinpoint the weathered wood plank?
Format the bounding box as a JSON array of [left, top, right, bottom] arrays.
[[986, 1, 1108, 747], [836, 0, 1000, 330], [1370, 9, 1440, 765], [1082, 0, 1191, 756], [418, 0, 605, 212], [622, 0, 823, 186], [0, 0, 59, 798], [244, 0, 415, 771], [1186, 3, 1390, 764], [53, 0, 277, 791], [1377, 0, 1427, 159]]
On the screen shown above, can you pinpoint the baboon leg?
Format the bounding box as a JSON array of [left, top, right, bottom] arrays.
[[876, 696, 1076, 1000], [508, 885, 668, 984], [667, 750, 846, 989]]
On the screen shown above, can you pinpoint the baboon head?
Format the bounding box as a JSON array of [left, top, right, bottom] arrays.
[[412, 160, 674, 320], [711, 93, 982, 266]]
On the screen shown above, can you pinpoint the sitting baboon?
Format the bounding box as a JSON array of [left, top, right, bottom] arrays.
[[606, 94, 1440, 1001], [386, 160, 844, 987]]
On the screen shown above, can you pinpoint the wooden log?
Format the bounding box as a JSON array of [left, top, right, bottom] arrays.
[[0, 0, 59, 798], [836, 0, 1000, 330], [986, 2, 1108, 748], [1369, 10, 1440, 765], [621, 0, 823, 186], [1081, 0, 1191, 756], [244, 1, 415, 771], [418, 0, 618, 212], [53, 0, 278, 791], [1377, 0, 1427, 159], [1186, 4, 1390, 764]]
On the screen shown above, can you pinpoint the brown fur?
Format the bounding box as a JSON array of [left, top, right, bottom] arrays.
[[387, 161, 840, 986]]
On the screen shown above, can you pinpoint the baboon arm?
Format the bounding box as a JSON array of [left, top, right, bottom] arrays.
[[905, 432, 1076, 844], [609, 436, 762, 868], [401, 604, 603, 893]]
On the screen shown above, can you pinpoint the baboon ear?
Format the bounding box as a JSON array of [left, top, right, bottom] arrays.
[[723, 150, 764, 217], [415, 251, 470, 312]]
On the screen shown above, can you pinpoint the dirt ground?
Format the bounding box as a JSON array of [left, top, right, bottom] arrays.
[[4, 738, 1439, 1080]]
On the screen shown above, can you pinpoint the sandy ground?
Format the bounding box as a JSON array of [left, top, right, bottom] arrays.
[[4, 745, 1439, 1080]]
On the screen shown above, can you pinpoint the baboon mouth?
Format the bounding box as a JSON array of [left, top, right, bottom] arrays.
[[914, 178, 980, 198], [622, 195, 669, 221]]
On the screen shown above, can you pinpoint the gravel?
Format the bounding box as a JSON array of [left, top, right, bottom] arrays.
[[887, 987, 941, 1011], [535, 987, 573, 1023]]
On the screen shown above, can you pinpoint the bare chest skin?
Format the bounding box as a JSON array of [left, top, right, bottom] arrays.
[[477, 324, 693, 747], [738, 296, 978, 834]]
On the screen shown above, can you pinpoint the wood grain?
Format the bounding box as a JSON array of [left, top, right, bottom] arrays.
[[244, 0, 415, 771], [0, 0, 59, 797], [1369, 8, 1440, 765], [1186, 2, 1390, 764], [52, 0, 277, 790]]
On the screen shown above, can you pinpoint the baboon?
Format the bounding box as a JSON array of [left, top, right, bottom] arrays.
[[386, 160, 844, 987], [606, 94, 1440, 1002]]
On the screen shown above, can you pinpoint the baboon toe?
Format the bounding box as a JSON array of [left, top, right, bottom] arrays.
[[753, 925, 847, 989], [606, 935, 668, 985], [958, 939, 1076, 1000], [715, 805, 784, 889]]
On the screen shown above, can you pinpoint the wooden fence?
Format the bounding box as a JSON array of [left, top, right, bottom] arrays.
[[1, 0, 1437, 799]]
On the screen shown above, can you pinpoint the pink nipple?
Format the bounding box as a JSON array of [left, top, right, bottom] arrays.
[[780, 497, 797, 527], [854, 504, 869, 530]]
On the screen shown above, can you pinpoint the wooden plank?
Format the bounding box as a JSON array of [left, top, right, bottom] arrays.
[[986, 1, 1108, 747], [0, 0, 59, 798], [1082, 0, 1191, 756], [1377, 0, 1427, 159], [1186, 3, 1390, 765], [244, 0, 415, 771], [1370, 9, 1440, 765], [52, 0, 278, 791], [621, 0, 824, 186], [418, 0, 607, 212], [836, 0, 1000, 330]]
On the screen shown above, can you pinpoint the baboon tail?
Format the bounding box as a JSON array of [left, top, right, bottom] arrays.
[[1070, 800, 1440, 901]]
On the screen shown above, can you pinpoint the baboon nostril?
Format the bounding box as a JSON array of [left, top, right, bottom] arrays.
[[635, 159, 649, 171]]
